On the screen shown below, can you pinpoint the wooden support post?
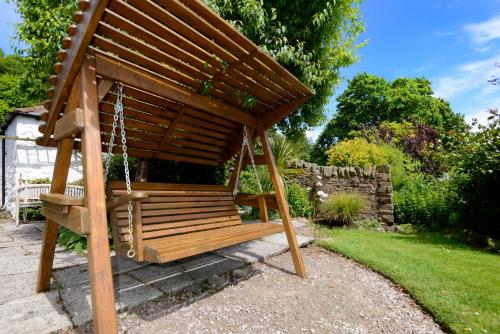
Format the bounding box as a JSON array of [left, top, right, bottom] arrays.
[[80, 54, 118, 333], [258, 197, 269, 223], [36, 138, 75, 292], [37, 73, 81, 293], [258, 127, 307, 278], [135, 159, 150, 182], [133, 201, 144, 261]]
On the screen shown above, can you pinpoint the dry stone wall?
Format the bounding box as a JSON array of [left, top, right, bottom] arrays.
[[290, 161, 394, 225]]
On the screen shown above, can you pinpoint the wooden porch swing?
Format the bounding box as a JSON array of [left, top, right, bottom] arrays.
[[35, 0, 313, 332]]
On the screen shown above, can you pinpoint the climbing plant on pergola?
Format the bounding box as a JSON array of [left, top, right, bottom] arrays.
[[36, 0, 314, 332]]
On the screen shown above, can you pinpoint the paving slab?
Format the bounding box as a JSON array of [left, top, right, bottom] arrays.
[[60, 273, 163, 326], [0, 220, 314, 333], [0, 291, 72, 334], [128, 263, 194, 294], [261, 232, 314, 247], [215, 239, 287, 263], [0, 272, 38, 304]]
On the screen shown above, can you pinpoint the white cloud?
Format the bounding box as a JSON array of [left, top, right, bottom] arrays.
[[465, 15, 500, 47], [462, 96, 500, 126], [433, 56, 500, 99], [306, 127, 322, 141]]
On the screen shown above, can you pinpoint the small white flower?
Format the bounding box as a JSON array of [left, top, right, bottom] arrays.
[[317, 190, 328, 199]]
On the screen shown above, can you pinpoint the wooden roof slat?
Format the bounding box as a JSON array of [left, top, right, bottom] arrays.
[[40, 0, 314, 165], [108, 0, 220, 70], [101, 9, 208, 81], [126, 0, 237, 64], [107, 0, 287, 109], [161, 0, 297, 101], [94, 50, 258, 127], [100, 102, 171, 128], [104, 2, 286, 111], [93, 34, 200, 89], [100, 124, 163, 143], [120, 85, 242, 130], [177, 0, 313, 96], [154, 108, 185, 158], [97, 22, 205, 83], [43, 1, 110, 145], [169, 138, 224, 154]]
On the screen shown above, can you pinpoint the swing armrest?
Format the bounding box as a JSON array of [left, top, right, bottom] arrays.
[[244, 192, 276, 201], [107, 191, 149, 211]]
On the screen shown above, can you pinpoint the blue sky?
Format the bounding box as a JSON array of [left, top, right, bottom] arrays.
[[307, 0, 500, 139], [1, 1, 499, 141]]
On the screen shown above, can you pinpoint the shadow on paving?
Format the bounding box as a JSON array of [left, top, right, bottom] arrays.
[[53, 230, 313, 330], [61, 253, 265, 333]]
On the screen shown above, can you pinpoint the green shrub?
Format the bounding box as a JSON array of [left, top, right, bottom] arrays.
[[286, 183, 312, 218], [393, 174, 462, 230], [27, 177, 51, 184], [319, 192, 367, 225], [396, 223, 417, 235], [354, 218, 380, 230], [19, 207, 43, 221], [326, 138, 389, 167], [325, 138, 417, 190], [57, 227, 87, 254]]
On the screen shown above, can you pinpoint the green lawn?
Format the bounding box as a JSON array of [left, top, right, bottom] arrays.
[[316, 228, 500, 334]]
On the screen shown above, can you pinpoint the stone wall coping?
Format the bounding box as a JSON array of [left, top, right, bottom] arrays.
[[291, 160, 391, 179]]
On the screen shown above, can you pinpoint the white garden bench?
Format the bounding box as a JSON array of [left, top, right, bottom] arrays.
[[15, 184, 84, 226]]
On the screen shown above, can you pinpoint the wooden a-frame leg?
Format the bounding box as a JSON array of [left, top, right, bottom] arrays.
[[36, 71, 81, 293], [258, 128, 307, 278], [80, 54, 118, 333], [36, 138, 75, 292]]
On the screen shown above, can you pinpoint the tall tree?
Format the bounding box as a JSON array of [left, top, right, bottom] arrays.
[[312, 73, 466, 163], [206, 0, 365, 138], [10, 0, 77, 104], [0, 49, 33, 122], [12, 0, 365, 137]]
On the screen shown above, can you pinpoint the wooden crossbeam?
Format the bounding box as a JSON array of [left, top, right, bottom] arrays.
[[94, 51, 258, 128], [97, 78, 114, 101], [262, 95, 313, 129], [40, 206, 89, 235], [54, 107, 85, 140], [154, 107, 186, 158]]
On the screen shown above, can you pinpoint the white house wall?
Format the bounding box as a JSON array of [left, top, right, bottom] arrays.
[[2, 116, 83, 215]]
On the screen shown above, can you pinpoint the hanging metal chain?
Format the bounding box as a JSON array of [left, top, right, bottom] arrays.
[[104, 83, 135, 258], [233, 125, 263, 196]]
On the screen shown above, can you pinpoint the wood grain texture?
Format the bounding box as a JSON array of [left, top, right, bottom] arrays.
[[54, 107, 85, 140], [36, 72, 80, 294], [259, 127, 307, 278], [40, 206, 89, 235], [43, 0, 110, 145], [80, 54, 118, 334]]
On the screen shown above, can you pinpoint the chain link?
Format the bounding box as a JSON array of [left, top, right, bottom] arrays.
[[104, 83, 135, 258], [233, 125, 263, 196]]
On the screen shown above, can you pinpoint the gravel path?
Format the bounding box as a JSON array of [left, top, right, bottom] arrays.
[[72, 246, 443, 333]]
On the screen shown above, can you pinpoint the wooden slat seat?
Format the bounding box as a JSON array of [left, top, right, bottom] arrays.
[[108, 181, 283, 263], [143, 222, 283, 263]]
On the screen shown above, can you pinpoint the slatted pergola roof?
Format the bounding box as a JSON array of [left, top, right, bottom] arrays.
[[39, 0, 313, 166]]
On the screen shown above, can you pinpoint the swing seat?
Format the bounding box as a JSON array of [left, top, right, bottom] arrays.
[[108, 181, 283, 263]]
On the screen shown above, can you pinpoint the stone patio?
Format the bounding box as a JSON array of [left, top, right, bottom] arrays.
[[0, 219, 313, 333]]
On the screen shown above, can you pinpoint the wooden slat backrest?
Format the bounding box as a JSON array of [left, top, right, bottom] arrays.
[[109, 182, 242, 243]]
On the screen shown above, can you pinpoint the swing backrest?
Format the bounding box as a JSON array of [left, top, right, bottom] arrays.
[[109, 182, 242, 246]]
